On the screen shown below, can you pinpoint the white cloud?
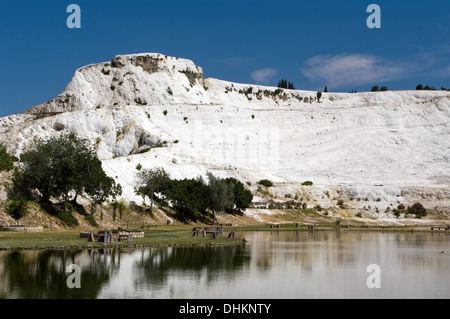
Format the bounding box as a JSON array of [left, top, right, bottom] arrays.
[[251, 68, 279, 84], [301, 54, 406, 88]]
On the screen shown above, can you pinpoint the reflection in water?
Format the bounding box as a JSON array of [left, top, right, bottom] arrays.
[[0, 232, 449, 299]]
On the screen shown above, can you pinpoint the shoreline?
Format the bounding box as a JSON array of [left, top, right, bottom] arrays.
[[1, 223, 449, 251]]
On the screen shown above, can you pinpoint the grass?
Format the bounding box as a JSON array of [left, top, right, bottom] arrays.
[[0, 226, 244, 250]]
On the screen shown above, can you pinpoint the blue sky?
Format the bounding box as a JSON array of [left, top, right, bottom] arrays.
[[1, 0, 449, 117]]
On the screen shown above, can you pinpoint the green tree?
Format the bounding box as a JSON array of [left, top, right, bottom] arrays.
[[12, 133, 120, 212], [6, 199, 28, 225], [207, 172, 234, 223], [225, 178, 253, 212], [135, 167, 171, 211], [87, 167, 122, 215], [163, 178, 211, 221], [0, 144, 17, 172], [416, 84, 424, 90], [371, 86, 380, 92], [317, 91, 322, 103], [324, 86, 328, 93]]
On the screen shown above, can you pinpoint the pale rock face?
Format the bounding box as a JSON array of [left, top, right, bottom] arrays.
[[1, 53, 449, 208]]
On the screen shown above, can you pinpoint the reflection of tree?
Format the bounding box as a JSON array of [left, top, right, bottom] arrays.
[[0, 249, 118, 299], [134, 246, 251, 286]]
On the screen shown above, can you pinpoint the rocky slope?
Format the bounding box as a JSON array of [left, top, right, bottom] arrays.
[[0, 53, 449, 222]]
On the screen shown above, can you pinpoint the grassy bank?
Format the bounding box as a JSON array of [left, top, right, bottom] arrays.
[[1, 223, 448, 251], [0, 225, 244, 250]]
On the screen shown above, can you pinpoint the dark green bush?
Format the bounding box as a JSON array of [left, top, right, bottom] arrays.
[[0, 144, 17, 172], [407, 203, 427, 217], [40, 203, 79, 227], [85, 215, 98, 227], [7, 199, 29, 223], [258, 179, 273, 187]]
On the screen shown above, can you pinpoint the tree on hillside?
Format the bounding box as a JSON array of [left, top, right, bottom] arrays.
[[416, 84, 424, 90], [0, 144, 17, 172], [317, 91, 322, 103], [12, 133, 121, 212], [278, 79, 295, 90], [371, 86, 380, 92], [225, 178, 253, 212], [324, 86, 328, 93], [207, 172, 234, 223], [135, 167, 171, 211], [163, 178, 211, 221]]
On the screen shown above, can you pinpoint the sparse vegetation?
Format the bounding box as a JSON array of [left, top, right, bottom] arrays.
[[6, 199, 29, 224], [407, 203, 427, 217], [258, 179, 273, 187], [0, 144, 18, 172]]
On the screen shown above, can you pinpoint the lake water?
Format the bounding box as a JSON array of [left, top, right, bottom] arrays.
[[0, 231, 449, 299]]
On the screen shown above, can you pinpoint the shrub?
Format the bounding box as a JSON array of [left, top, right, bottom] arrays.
[[85, 215, 98, 227], [40, 203, 79, 227], [138, 148, 151, 154], [371, 86, 380, 92], [301, 181, 313, 186], [416, 84, 424, 90], [380, 87, 388, 92], [136, 163, 143, 171], [0, 144, 17, 172], [163, 110, 168, 116], [337, 199, 345, 208], [110, 85, 116, 91], [317, 91, 322, 103], [167, 88, 173, 96], [7, 199, 29, 223], [407, 203, 427, 217], [258, 179, 273, 187], [274, 89, 283, 96]]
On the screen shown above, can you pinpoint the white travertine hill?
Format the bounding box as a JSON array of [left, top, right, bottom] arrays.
[[1, 53, 449, 216]]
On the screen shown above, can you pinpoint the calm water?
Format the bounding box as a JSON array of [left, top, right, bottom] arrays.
[[0, 231, 449, 299]]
